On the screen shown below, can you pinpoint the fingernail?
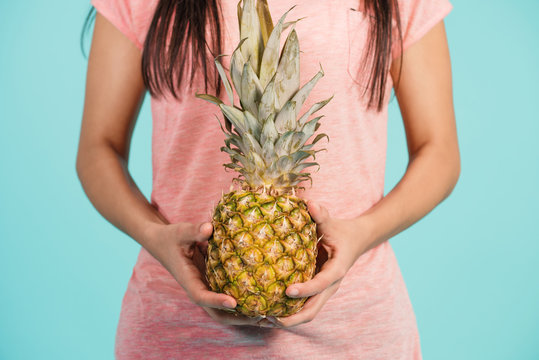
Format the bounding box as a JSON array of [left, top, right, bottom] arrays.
[[287, 288, 299, 296], [200, 223, 212, 233], [223, 300, 236, 309]]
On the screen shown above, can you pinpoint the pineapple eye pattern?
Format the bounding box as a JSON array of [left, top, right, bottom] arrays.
[[207, 190, 318, 317]]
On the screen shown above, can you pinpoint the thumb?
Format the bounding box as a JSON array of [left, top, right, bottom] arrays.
[[177, 222, 213, 243], [307, 201, 330, 225], [195, 222, 213, 242]]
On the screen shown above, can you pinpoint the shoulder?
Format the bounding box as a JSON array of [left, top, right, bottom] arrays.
[[91, 0, 158, 50], [391, 0, 453, 59]]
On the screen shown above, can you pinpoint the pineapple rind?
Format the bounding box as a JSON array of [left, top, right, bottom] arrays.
[[206, 190, 318, 317]]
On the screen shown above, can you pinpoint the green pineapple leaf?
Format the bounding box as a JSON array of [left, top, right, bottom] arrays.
[[230, 38, 248, 98], [258, 74, 278, 121], [274, 100, 297, 133], [240, 0, 263, 75], [256, 0, 274, 46], [196, 93, 224, 106], [215, 56, 235, 105], [290, 64, 325, 118], [274, 29, 300, 110], [298, 95, 333, 126], [240, 61, 263, 118], [259, 6, 295, 88]]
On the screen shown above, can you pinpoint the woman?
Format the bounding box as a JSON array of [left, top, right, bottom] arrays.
[[77, 0, 459, 358]]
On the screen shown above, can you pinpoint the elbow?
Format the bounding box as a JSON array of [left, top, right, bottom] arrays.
[[443, 145, 461, 199], [453, 152, 461, 185], [75, 147, 87, 185], [411, 139, 461, 200], [448, 157, 460, 196], [75, 142, 96, 185], [75, 141, 125, 187]]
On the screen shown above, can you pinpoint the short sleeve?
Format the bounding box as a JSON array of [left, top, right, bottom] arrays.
[[91, 0, 143, 50], [392, 0, 453, 59]]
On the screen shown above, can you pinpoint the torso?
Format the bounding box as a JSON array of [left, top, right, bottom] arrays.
[[112, 1, 420, 358]]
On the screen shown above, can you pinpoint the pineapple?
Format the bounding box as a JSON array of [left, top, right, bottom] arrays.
[[197, 0, 332, 317]]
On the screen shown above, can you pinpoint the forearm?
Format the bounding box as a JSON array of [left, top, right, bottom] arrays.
[[76, 144, 167, 248], [357, 142, 460, 254]]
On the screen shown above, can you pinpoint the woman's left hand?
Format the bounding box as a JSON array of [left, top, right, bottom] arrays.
[[259, 201, 372, 328]]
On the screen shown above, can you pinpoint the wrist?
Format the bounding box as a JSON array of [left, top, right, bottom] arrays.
[[141, 221, 166, 251], [353, 214, 378, 256]]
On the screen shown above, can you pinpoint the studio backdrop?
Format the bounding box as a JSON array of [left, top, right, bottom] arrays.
[[0, 0, 538, 359]]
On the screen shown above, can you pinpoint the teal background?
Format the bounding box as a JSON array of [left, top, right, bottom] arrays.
[[1, 0, 538, 359]]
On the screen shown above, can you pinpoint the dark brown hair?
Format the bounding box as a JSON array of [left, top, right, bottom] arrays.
[[82, 0, 402, 111], [361, 0, 403, 110]]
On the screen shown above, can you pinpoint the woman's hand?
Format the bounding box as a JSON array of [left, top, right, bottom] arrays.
[[144, 222, 263, 326], [261, 201, 371, 328]]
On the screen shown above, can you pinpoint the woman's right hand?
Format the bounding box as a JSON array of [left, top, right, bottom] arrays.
[[144, 222, 265, 326]]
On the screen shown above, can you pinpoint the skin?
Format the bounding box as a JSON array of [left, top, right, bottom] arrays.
[[77, 13, 459, 328]]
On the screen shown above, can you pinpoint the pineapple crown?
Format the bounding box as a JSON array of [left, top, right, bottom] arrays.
[[196, 0, 332, 194]]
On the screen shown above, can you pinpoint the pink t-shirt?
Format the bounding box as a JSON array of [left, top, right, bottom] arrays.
[[90, 0, 452, 358]]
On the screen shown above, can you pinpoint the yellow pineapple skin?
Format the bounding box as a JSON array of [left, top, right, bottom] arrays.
[[206, 190, 318, 317]]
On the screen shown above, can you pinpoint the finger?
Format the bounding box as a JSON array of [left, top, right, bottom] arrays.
[[204, 307, 263, 326], [195, 222, 213, 241], [180, 261, 237, 310], [177, 222, 213, 243], [286, 257, 344, 298], [307, 201, 330, 225], [269, 280, 340, 328], [257, 318, 278, 328]]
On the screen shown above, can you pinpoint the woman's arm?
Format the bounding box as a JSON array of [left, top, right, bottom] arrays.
[[76, 13, 162, 247], [265, 20, 460, 328], [360, 20, 460, 251], [77, 13, 260, 325]]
